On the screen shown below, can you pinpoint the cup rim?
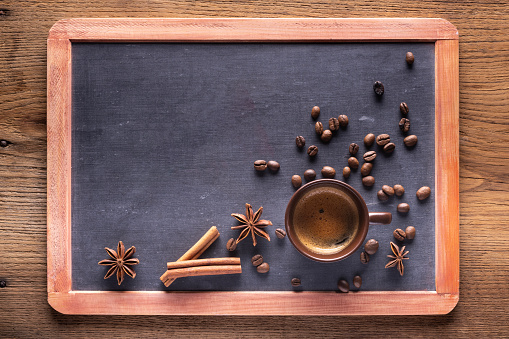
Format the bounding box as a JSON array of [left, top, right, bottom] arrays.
[[284, 179, 369, 262]]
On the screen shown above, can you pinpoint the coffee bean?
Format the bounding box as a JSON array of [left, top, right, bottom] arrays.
[[406, 52, 415, 65], [383, 142, 396, 153], [291, 278, 301, 287], [364, 133, 375, 147], [315, 121, 323, 135], [360, 163, 373, 176], [349, 143, 359, 155], [364, 239, 379, 255], [307, 145, 318, 157], [321, 166, 336, 178], [338, 115, 349, 127], [416, 186, 431, 200], [363, 151, 377, 162], [353, 275, 362, 289], [311, 106, 320, 119], [397, 203, 410, 213], [304, 169, 316, 181], [343, 167, 351, 179], [362, 176, 375, 187], [393, 228, 407, 241], [376, 134, 391, 146], [0, 140, 8, 147], [404, 135, 418, 147], [338, 279, 350, 293], [0, 280, 6, 288], [348, 157, 359, 169], [373, 81, 384, 95], [291, 175, 302, 188], [267, 160, 280, 172], [275, 228, 287, 239], [400, 102, 409, 115], [405, 226, 416, 239], [329, 117, 340, 131], [382, 185, 395, 196], [377, 190, 389, 201], [394, 184, 405, 196], [320, 129, 332, 143], [257, 262, 270, 273], [254, 160, 267, 171], [399, 118, 410, 132], [295, 135, 306, 148], [251, 254, 263, 266], [360, 251, 370, 264], [226, 238, 237, 251]]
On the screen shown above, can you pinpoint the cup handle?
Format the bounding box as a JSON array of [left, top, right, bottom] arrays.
[[368, 212, 392, 225]]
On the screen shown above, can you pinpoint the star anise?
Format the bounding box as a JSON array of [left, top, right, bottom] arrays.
[[98, 241, 139, 285], [385, 241, 409, 276], [231, 203, 272, 246]]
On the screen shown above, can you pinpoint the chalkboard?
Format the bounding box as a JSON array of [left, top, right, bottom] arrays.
[[71, 42, 435, 292]]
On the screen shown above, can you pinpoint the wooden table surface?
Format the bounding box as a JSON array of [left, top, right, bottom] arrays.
[[1, 1, 508, 337]]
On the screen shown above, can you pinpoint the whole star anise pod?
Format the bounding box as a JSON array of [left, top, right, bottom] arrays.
[[231, 203, 272, 246], [385, 241, 409, 276], [98, 241, 139, 285]]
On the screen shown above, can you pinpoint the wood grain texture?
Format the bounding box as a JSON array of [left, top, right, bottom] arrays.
[[1, 0, 508, 337]]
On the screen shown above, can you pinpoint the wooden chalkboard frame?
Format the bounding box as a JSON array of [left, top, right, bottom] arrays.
[[47, 18, 459, 315]]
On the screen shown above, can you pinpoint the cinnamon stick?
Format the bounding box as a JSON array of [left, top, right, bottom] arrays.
[[167, 257, 240, 270], [161, 265, 242, 280]]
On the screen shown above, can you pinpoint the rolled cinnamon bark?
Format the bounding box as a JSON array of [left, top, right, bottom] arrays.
[[167, 257, 240, 270], [161, 265, 242, 281]]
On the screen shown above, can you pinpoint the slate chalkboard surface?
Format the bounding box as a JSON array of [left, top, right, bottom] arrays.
[[71, 42, 435, 292]]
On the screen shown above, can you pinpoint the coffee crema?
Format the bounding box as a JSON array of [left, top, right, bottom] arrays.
[[292, 186, 359, 255]]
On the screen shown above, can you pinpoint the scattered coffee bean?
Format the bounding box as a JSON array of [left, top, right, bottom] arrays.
[[383, 142, 396, 153], [295, 135, 306, 148], [362, 176, 375, 187], [304, 169, 316, 181], [329, 117, 340, 132], [291, 278, 301, 287], [363, 151, 377, 162], [399, 118, 410, 132], [360, 163, 373, 177], [321, 129, 333, 143], [291, 175, 302, 188], [349, 143, 359, 155], [416, 186, 431, 200], [404, 135, 418, 147], [382, 185, 395, 196], [348, 157, 359, 169], [406, 52, 415, 65], [377, 190, 389, 201], [311, 106, 320, 119], [307, 145, 318, 157], [343, 167, 351, 179], [257, 262, 270, 273], [0, 140, 8, 147], [338, 115, 349, 127], [267, 160, 280, 172], [364, 239, 379, 255], [364, 133, 375, 147], [315, 121, 323, 135], [394, 184, 405, 196], [397, 203, 410, 213], [400, 102, 409, 115], [254, 160, 267, 171], [251, 254, 263, 266], [353, 275, 362, 289], [360, 251, 370, 264], [275, 228, 287, 239], [393, 228, 407, 241], [0, 280, 6, 288], [226, 238, 237, 251], [373, 81, 384, 95], [405, 226, 416, 240], [338, 279, 350, 293], [321, 166, 336, 178], [376, 134, 391, 146]]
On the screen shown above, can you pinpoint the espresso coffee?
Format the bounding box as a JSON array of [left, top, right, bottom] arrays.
[[292, 186, 359, 255]]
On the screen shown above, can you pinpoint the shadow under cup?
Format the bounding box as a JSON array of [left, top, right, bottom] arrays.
[[285, 179, 391, 262]]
